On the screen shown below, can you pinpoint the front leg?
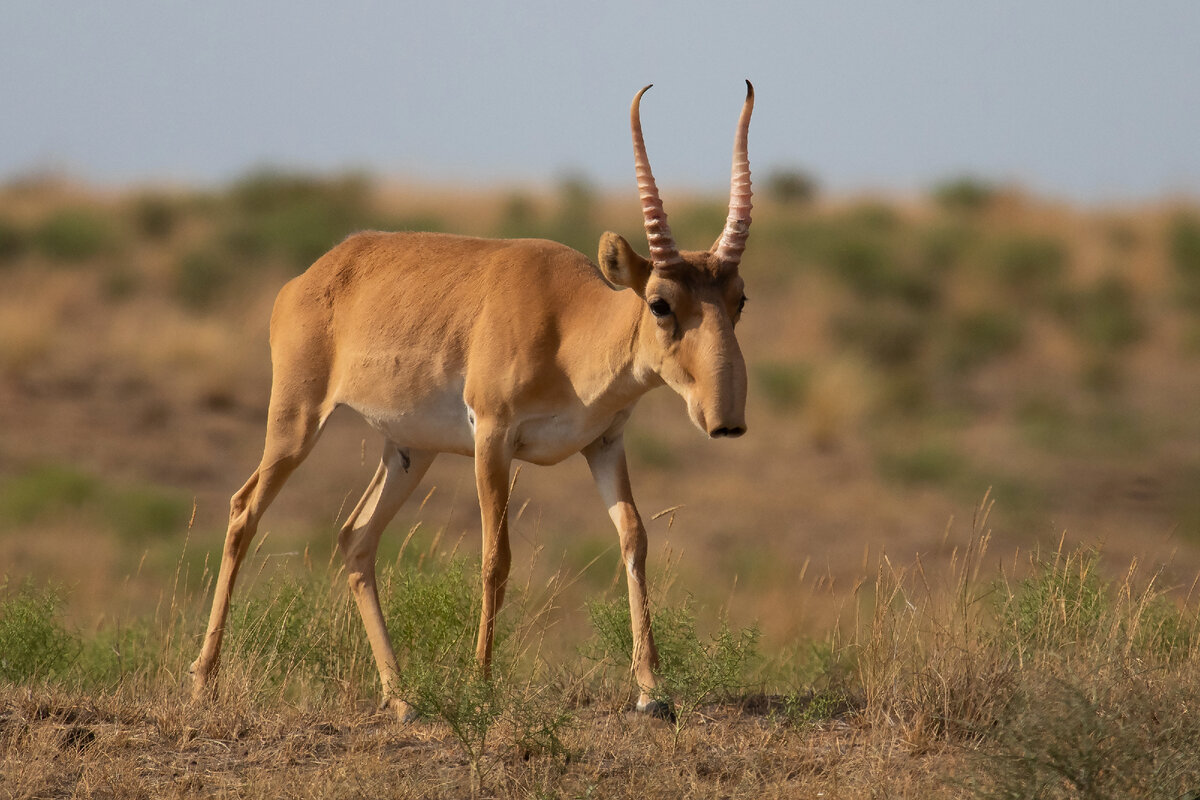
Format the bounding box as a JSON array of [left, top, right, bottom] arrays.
[[583, 431, 668, 717], [473, 420, 514, 675]]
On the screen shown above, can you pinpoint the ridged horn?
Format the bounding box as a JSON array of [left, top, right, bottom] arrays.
[[713, 80, 755, 266], [631, 84, 683, 269]]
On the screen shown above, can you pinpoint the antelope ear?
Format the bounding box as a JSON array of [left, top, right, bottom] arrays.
[[598, 232, 652, 293]]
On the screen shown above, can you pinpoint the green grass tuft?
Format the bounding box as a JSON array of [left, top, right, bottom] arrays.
[[0, 579, 80, 683]]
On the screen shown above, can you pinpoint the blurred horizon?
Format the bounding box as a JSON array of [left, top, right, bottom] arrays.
[[4, 2, 1200, 203]]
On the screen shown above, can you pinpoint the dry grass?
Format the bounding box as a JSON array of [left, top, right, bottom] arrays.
[[0, 687, 956, 799], [3, 517, 1198, 798]]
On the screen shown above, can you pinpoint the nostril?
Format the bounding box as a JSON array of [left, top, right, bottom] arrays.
[[711, 426, 747, 438]]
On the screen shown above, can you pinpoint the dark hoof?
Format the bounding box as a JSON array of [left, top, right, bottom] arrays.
[[379, 697, 419, 724], [636, 697, 677, 723]]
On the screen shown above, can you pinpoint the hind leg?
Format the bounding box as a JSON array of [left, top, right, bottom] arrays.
[[190, 401, 331, 699], [337, 443, 436, 722]]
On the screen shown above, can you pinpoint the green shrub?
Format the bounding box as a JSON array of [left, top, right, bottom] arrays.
[[945, 309, 1025, 372], [227, 571, 366, 698], [223, 169, 377, 271], [1059, 274, 1144, 351], [0, 215, 28, 263], [0, 464, 190, 543], [821, 222, 938, 309], [625, 430, 680, 470], [919, 222, 977, 273], [494, 192, 542, 239], [33, 208, 119, 262], [0, 464, 99, 525], [1000, 548, 1197, 663], [1000, 549, 1109, 654], [1169, 213, 1200, 310], [174, 249, 233, 310], [1016, 395, 1072, 451], [0, 579, 80, 682], [130, 193, 181, 240], [382, 558, 482, 670], [103, 484, 192, 543], [550, 174, 597, 254], [989, 234, 1067, 297], [74, 615, 171, 689], [766, 168, 819, 205], [1169, 213, 1200, 281], [833, 303, 927, 368], [877, 441, 965, 486], [932, 176, 997, 213], [826, 234, 894, 298], [382, 560, 570, 787], [753, 360, 812, 412], [587, 595, 760, 745], [968, 668, 1200, 800], [672, 201, 726, 248]]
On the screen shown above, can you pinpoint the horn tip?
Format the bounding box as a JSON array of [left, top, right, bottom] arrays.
[[744, 79, 754, 98]]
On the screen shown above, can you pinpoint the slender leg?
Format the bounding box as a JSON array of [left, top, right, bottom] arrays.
[[337, 443, 435, 721], [190, 403, 329, 698], [583, 431, 668, 716], [472, 421, 513, 674]]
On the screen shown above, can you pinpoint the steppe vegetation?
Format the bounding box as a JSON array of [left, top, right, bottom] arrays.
[[2, 169, 1200, 796]]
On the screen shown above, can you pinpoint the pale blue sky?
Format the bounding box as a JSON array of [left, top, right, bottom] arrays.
[[3, 1, 1199, 201]]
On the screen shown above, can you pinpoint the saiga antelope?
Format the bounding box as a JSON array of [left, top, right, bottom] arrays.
[[190, 82, 755, 720]]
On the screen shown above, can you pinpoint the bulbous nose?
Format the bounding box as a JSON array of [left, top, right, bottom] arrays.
[[710, 424, 746, 439]]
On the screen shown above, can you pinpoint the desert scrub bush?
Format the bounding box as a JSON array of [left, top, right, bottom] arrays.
[[931, 176, 997, 214], [0, 464, 98, 525], [223, 556, 571, 791], [765, 167, 819, 205], [0, 579, 80, 683], [625, 429, 680, 470], [672, 201, 727, 248], [224, 569, 373, 703], [964, 665, 1200, 800], [987, 233, 1067, 300], [587, 596, 760, 746], [998, 546, 1198, 664], [173, 248, 233, 311], [1169, 212, 1200, 310], [32, 207, 121, 263], [129, 192, 182, 240], [494, 192, 542, 239], [1056, 273, 1145, 352], [846, 515, 1200, 758], [0, 464, 191, 544], [550, 174, 598, 254], [752, 359, 812, 412], [383, 558, 573, 791], [943, 308, 1025, 373], [876, 440, 966, 487], [0, 214, 29, 264], [832, 301, 928, 370], [71, 613, 177, 690], [918, 221, 979, 273], [221, 169, 378, 271]]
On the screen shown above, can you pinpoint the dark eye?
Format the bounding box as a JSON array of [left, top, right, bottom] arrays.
[[736, 295, 748, 314], [648, 298, 672, 318]]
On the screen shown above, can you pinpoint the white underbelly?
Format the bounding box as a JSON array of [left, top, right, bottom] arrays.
[[347, 391, 627, 465], [512, 410, 621, 465], [347, 394, 476, 456]]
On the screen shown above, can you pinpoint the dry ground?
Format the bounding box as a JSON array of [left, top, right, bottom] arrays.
[[1, 688, 953, 799]]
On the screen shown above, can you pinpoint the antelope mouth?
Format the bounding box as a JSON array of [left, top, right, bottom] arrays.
[[688, 402, 747, 440]]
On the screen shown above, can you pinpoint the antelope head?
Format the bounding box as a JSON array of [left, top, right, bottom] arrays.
[[599, 81, 754, 439]]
